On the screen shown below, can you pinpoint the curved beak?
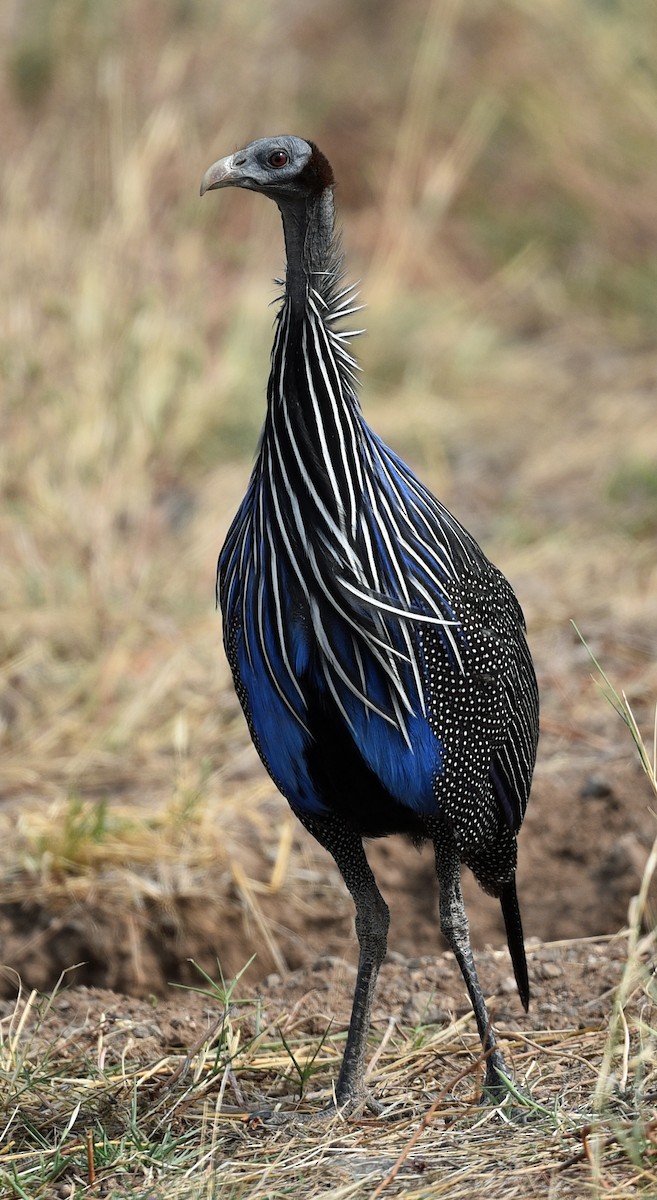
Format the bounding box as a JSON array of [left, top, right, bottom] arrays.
[[200, 154, 237, 197]]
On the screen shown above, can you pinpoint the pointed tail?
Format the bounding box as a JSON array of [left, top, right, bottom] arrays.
[[500, 878, 530, 1011]]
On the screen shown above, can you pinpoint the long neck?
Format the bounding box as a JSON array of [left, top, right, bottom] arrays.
[[266, 187, 364, 541], [278, 189, 337, 314]]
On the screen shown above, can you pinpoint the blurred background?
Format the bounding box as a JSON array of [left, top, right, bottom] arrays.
[[1, 0, 656, 997]]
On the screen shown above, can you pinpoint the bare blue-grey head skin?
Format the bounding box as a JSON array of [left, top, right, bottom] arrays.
[[200, 134, 334, 200], [201, 136, 538, 1117]]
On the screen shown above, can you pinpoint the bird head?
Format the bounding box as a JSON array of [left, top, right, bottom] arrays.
[[200, 135, 334, 204]]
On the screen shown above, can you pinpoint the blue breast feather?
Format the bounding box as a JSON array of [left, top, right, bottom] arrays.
[[233, 597, 444, 818]]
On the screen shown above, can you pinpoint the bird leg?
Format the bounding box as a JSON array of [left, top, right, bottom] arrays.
[[298, 815, 389, 1113], [433, 832, 510, 1099]]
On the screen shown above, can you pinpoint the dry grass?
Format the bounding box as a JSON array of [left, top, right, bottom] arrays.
[[0, 922, 655, 1198], [1, 0, 657, 1194]]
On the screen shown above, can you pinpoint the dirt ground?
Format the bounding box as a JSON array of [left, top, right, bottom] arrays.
[[0, 931, 649, 1113]]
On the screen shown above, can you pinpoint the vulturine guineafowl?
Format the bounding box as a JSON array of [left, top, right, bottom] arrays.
[[201, 136, 539, 1113]]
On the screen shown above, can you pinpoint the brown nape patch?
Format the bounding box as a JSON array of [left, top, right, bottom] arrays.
[[299, 140, 335, 193]]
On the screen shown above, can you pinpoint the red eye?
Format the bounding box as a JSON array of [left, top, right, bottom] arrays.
[[268, 150, 288, 168]]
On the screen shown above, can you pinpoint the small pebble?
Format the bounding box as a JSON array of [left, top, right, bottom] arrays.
[[132, 1023, 161, 1038], [384, 949, 406, 965], [580, 774, 613, 799], [537, 962, 563, 979]]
